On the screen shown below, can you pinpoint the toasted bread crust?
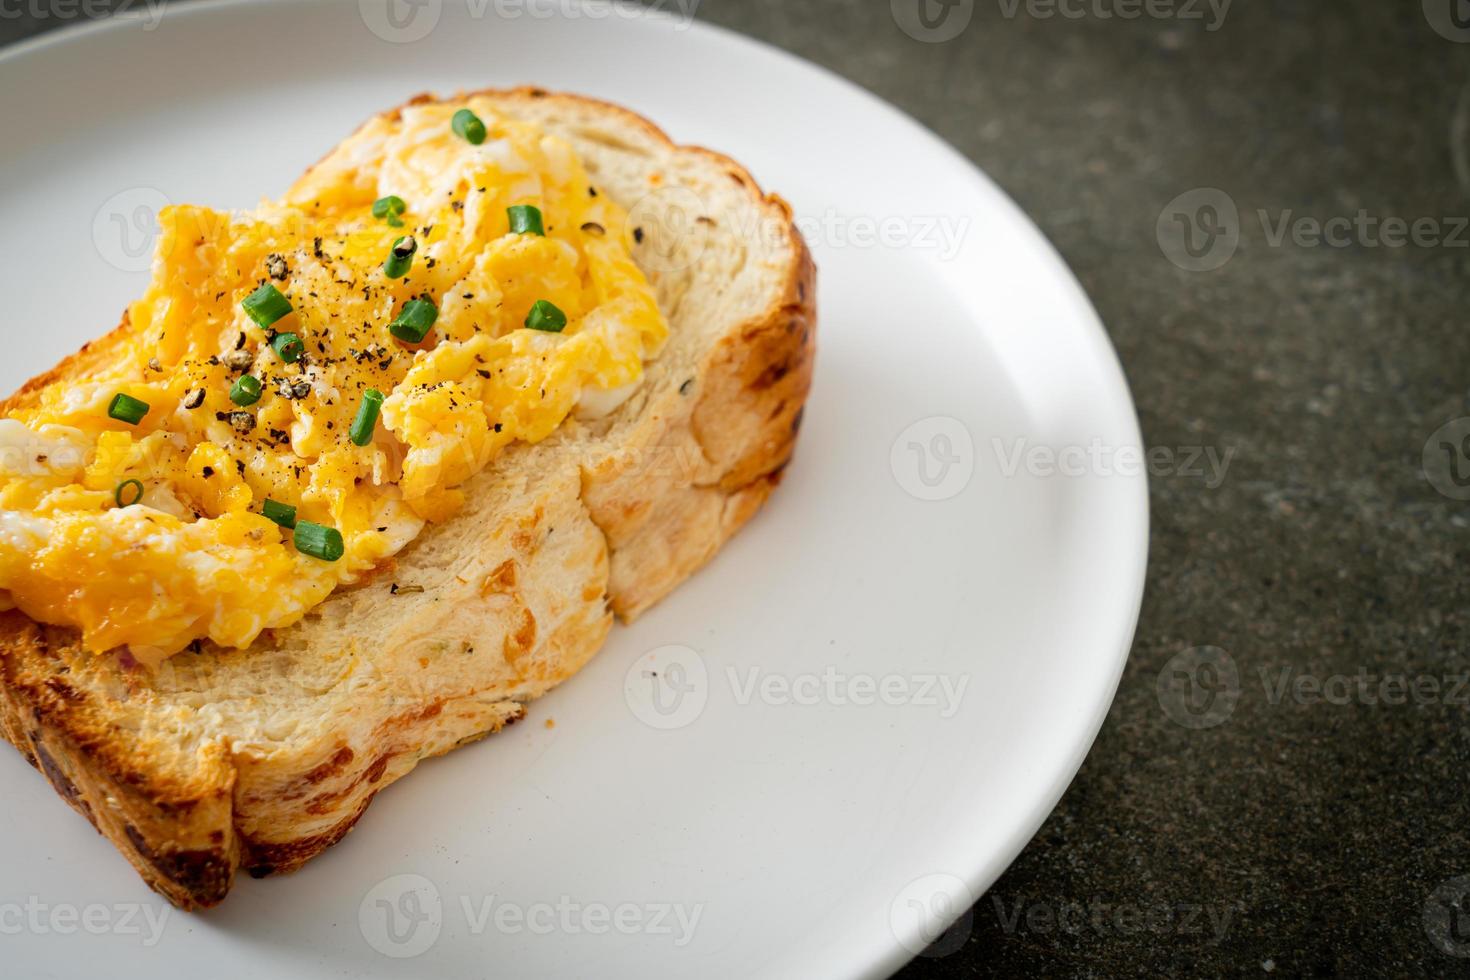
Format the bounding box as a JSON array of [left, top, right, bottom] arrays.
[[0, 616, 241, 905], [0, 87, 815, 909]]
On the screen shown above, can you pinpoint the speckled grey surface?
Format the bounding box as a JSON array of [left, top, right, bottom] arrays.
[[6, 1, 1470, 976]]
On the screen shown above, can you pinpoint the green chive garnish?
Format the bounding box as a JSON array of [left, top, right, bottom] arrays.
[[372, 195, 407, 228], [230, 374, 262, 406], [383, 236, 417, 279], [350, 389, 384, 447], [262, 498, 297, 529], [107, 393, 150, 425], [242, 283, 292, 329], [389, 298, 438, 344], [271, 332, 304, 363], [114, 479, 144, 508], [452, 108, 486, 145], [525, 299, 567, 333], [507, 205, 544, 236], [294, 520, 344, 562]]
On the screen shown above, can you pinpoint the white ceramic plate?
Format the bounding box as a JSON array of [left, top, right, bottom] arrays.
[[0, 2, 1147, 977]]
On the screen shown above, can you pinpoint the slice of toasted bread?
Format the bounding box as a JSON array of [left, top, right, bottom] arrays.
[[0, 88, 815, 909]]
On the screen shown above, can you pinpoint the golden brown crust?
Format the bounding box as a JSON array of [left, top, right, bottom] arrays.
[[0, 87, 817, 909], [0, 615, 240, 908]]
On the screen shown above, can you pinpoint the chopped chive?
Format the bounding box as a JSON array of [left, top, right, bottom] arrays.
[[452, 108, 487, 145], [525, 299, 567, 333], [389, 298, 438, 343], [114, 479, 144, 508], [242, 283, 292, 329], [262, 498, 297, 529], [350, 389, 384, 446], [271, 332, 304, 363], [507, 205, 544, 236], [372, 195, 407, 228], [383, 235, 417, 279], [294, 520, 344, 561], [229, 374, 262, 406], [107, 393, 150, 425]]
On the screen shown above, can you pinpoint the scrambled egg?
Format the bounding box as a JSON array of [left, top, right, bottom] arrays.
[[0, 98, 667, 665]]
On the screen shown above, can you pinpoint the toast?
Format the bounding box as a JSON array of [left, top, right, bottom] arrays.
[[0, 88, 815, 909]]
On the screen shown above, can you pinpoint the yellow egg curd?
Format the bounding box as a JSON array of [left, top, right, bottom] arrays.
[[0, 98, 667, 665]]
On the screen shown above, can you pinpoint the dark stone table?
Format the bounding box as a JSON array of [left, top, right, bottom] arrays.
[[5, 1, 1468, 976]]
